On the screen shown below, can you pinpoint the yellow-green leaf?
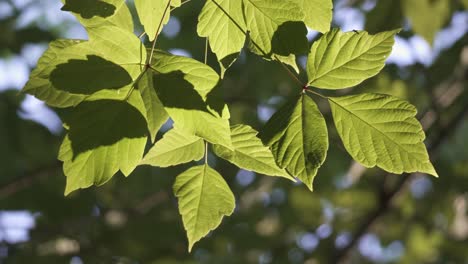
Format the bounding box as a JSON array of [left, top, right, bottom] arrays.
[[135, 0, 172, 41], [213, 125, 293, 180], [198, 0, 247, 76], [174, 164, 235, 252], [329, 93, 438, 176], [141, 128, 205, 167], [307, 29, 399, 89], [259, 94, 329, 190]]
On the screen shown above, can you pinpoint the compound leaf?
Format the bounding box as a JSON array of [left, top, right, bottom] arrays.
[[141, 128, 205, 167], [329, 93, 438, 176], [307, 29, 399, 89], [259, 94, 328, 190], [174, 164, 235, 252]]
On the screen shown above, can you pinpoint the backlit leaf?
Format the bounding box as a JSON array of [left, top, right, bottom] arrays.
[[137, 70, 169, 142], [213, 124, 293, 179], [292, 0, 333, 33], [150, 51, 232, 149], [198, 0, 247, 76], [307, 29, 399, 89], [61, 0, 133, 32], [135, 0, 172, 41], [141, 128, 205, 167], [58, 94, 148, 195], [243, 0, 308, 72], [260, 94, 328, 190], [329, 93, 438, 176], [174, 164, 235, 251], [22, 25, 145, 107]]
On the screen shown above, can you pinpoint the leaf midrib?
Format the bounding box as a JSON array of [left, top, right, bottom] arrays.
[[310, 32, 393, 84], [193, 164, 208, 239], [330, 97, 422, 161]]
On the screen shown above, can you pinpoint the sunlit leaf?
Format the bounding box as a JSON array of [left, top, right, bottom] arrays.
[[243, 0, 308, 72], [213, 124, 293, 179], [291, 0, 333, 33], [174, 164, 235, 252], [198, 0, 247, 76], [141, 128, 205, 167], [150, 51, 232, 149], [260, 94, 328, 190], [22, 25, 145, 107], [329, 93, 438, 176], [307, 29, 399, 89], [58, 94, 148, 195], [137, 70, 169, 142], [135, 0, 172, 41], [61, 0, 133, 32]]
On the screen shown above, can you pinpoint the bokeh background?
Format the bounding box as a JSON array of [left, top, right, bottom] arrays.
[[1, 0, 467, 263]]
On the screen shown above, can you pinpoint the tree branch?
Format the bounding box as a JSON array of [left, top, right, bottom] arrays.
[[0, 161, 62, 199]]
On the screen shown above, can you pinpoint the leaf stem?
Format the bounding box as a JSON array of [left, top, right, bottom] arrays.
[[124, 68, 148, 101], [147, 0, 172, 65]]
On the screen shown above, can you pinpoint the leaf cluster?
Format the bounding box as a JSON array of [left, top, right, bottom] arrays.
[[21, 0, 437, 251]]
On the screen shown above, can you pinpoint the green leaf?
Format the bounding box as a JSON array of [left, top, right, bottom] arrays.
[[307, 28, 399, 89], [22, 25, 145, 108], [197, 0, 247, 76], [150, 51, 232, 149], [243, 0, 308, 71], [58, 94, 148, 195], [135, 0, 172, 41], [213, 125, 293, 179], [22, 39, 86, 107], [171, 0, 181, 7], [365, 0, 403, 33], [292, 0, 333, 33], [174, 164, 235, 252], [137, 70, 169, 142], [141, 128, 205, 167], [259, 94, 328, 190], [401, 0, 450, 45], [61, 0, 133, 32], [329, 93, 438, 176]]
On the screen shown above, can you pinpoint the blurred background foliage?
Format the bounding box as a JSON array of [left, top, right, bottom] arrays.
[[0, 0, 467, 263]]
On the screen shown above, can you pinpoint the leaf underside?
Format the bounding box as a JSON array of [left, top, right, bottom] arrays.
[[329, 93, 437, 176], [174, 164, 235, 252]]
